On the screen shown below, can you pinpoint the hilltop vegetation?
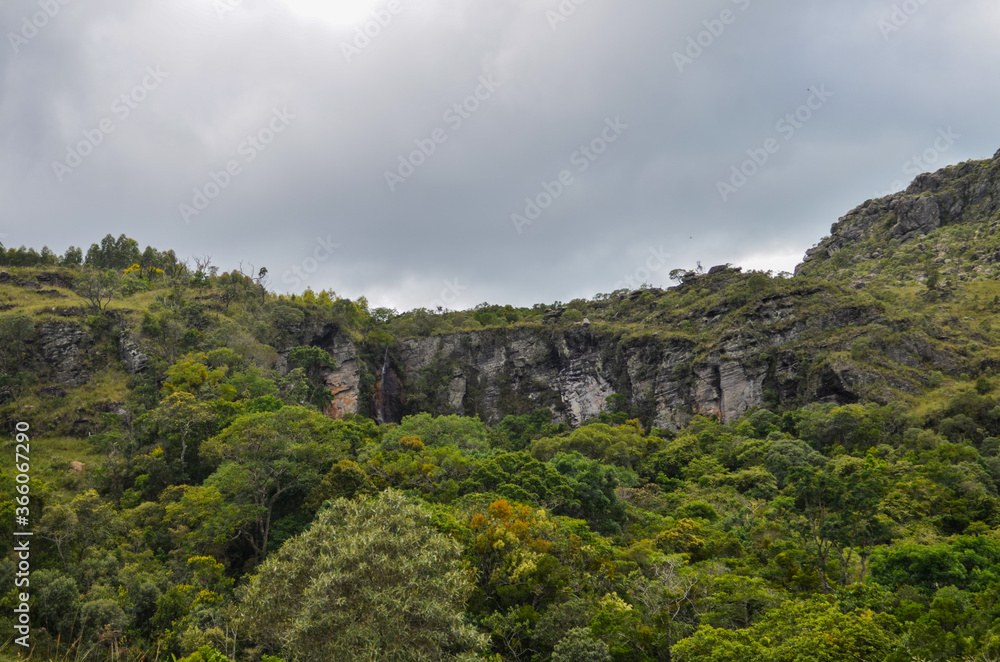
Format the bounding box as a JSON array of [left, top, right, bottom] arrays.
[[3, 149, 1000, 661]]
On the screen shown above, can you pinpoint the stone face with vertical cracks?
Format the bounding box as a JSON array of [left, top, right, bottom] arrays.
[[317, 328, 362, 419], [891, 195, 941, 239], [118, 331, 149, 374], [309, 298, 892, 429], [393, 326, 805, 429], [38, 321, 91, 387], [258, 284, 903, 429]]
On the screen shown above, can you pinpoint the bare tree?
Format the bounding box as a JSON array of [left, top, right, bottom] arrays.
[[74, 269, 121, 311], [237, 261, 271, 304], [194, 255, 218, 277]]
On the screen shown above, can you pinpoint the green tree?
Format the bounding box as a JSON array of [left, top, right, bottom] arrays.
[[61, 245, 83, 265], [763, 438, 827, 488], [926, 267, 940, 290], [80, 598, 128, 644], [618, 559, 702, 657], [175, 647, 232, 662], [0, 312, 35, 372], [74, 267, 122, 311], [870, 536, 1000, 594], [163, 352, 229, 397], [550, 451, 629, 532], [140, 391, 216, 475], [495, 409, 562, 451], [782, 455, 891, 591], [697, 574, 784, 630], [218, 270, 254, 310], [672, 599, 903, 662], [552, 628, 611, 662], [161, 485, 243, 560], [237, 490, 487, 662], [306, 459, 377, 508], [85, 233, 141, 270], [201, 407, 344, 556], [286, 345, 337, 410], [31, 569, 81, 637], [530, 421, 658, 470], [39, 490, 123, 567], [461, 451, 578, 514], [382, 413, 492, 454]]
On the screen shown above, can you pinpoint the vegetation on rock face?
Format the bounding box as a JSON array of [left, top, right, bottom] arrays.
[[3, 151, 1000, 661]]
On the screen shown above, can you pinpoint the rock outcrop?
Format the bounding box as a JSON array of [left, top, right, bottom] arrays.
[[397, 329, 606, 426], [373, 357, 406, 424], [310, 325, 363, 419], [390, 314, 868, 429], [38, 321, 91, 387], [296, 288, 896, 430], [118, 331, 149, 373], [0, 271, 71, 291], [799, 151, 1000, 272]]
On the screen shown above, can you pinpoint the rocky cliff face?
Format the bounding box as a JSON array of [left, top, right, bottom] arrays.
[[12, 295, 927, 431], [398, 328, 619, 427], [38, 321, 92, 387], [373, 349, 406, 424], [302, 280, 909, 430], [310, 325, 363, 419], [366, 294, 879, 429], [118, 330, 149, 374], [798, 149, 1000, 273]]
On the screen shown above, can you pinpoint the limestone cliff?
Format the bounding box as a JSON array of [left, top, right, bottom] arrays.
[[389, 298, 881, 429], [309, 282, 895, 430]]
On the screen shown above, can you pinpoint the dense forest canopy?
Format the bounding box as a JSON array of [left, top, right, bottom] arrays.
[[4, 200, 1000, 661]]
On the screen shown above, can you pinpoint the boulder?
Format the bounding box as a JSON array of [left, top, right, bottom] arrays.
[[118, 332, 149, 374], [891, 195, 941, 239]]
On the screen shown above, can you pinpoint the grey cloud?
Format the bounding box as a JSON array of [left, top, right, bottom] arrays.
[[2, 0, 998, 308]]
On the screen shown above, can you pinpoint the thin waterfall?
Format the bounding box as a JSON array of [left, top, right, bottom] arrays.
[[376, 346, 390, 424]]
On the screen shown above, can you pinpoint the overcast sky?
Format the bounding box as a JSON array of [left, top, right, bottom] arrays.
[[2, 0, 999, 311]]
